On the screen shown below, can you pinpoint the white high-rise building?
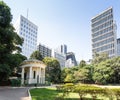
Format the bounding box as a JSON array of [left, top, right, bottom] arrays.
[[55, 44, 67, 54], [117, 38, 120, 56], [14, 15, 38, 58], [53, 51, 66, 69], [53, 44, 67, 69], [91, 7, 117, 58]]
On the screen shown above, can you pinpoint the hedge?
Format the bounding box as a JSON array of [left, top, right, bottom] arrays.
[[56, 84, 120, 100]]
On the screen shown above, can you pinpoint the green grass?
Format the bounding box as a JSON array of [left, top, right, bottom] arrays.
[[30, 88, 60, 100], [30, 87, 109, 100]]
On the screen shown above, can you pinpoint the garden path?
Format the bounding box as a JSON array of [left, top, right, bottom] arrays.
[[0, 87, 30, 100]]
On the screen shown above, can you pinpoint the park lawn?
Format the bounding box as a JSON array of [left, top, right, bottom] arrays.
[[30, 87, 109, 100], [30, 87, 61, 100]]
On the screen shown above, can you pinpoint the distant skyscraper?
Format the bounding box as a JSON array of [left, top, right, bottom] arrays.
[[117, 38, 120, 56], [53, 44, 67, 68], [14, 15, 38, 58], [55, 44, 67, 54], [37, 43, 52, 58], [53, 50, 66, 69], [65, 52, 77, 67], [91, 7, 117, 58]]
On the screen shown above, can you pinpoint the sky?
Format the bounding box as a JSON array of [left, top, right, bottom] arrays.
[[2, 0, 120, 62]]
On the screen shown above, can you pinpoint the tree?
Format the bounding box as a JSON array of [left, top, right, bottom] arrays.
[[0, 1, 12, 27], [84, 65, 94, 83], [93, 57, 120, 84], [8, 54, 27, 75], [92, 52, 108, 65], [61, 64, 94, 83], [93, 59, 114, 84], [30, 50, 43, 61], [74, 68, 89, 83], [74, 64, 94, 83], [0, 1, 24, 81], [79, 60, 86, 67], [61, 66, 78, 83], [110, 57, 120, 84], [43, 57, 61, 83]]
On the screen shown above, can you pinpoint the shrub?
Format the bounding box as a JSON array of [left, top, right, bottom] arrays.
[[111, 88, 120, 100], [73, 84, 90, 100], [45, 81, 51, 86], [54, 96, 64, 100], [56, 85, 64, 91], [56, 84, 120, 100], [72, 84, 106, 100], [63, 83, 74, 92], [10, 79, 21, 86], [86, 86, 106, 100], [103, 88, 114, 100]]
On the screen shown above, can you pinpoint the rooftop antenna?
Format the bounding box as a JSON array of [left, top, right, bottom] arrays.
[[27, 8, 29, 19]]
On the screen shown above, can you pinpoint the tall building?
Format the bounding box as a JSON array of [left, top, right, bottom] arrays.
[[14, 15, 38, 58], [91, 7, 117, 58], [55, 44, 67, 54], [65, 52, 77, 68], [53, 44, 67, 68], [53, 51, 66, 69], [117, 38, 120, 56], [37, 43, 52, 58]]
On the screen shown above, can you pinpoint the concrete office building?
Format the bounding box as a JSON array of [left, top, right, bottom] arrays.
[[91, 7, 117, 58], [37, 43, 52, 58], [117, 38, 120, 56], [14, 15, 38, 58]]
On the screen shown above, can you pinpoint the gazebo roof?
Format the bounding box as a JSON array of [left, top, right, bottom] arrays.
[[20, 59, 46, 68]]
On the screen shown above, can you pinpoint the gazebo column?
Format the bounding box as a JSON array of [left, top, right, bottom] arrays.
[[39, 68, 41, 84], [29, 67, 32, 84], [43, 69, 45, 84], [21, 67, 24, 85], [41, 69, 43, 84], [36, 67, 39, 84]]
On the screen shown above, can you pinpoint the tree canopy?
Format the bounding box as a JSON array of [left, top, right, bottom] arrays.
[[43, 57, 61, 83], [61, 54, 120, 84], [0, 1, 12, 27], [0, 1, 25, 81], [30, 50, 43, 61], [93, 55, 120, 84], [92, 52, 108, 65], [79, 60, 86, 67]]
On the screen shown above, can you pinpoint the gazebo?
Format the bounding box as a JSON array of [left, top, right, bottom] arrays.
[[20, 59, 46, 85]]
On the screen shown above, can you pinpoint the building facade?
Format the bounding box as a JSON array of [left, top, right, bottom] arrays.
[[14, 15, 38, 58], [55, 44, 67, 54], [91, 7, 117, 58], [20, 59, 46, 85], [37, 43, 52, 58], [65, 52, 77, 68], [53, 44, 67, 68], [53, 51, 66, 69], [117, 38, 120, 56]]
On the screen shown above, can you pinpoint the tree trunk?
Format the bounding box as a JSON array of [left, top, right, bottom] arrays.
[[79, 94, 83, 100]]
